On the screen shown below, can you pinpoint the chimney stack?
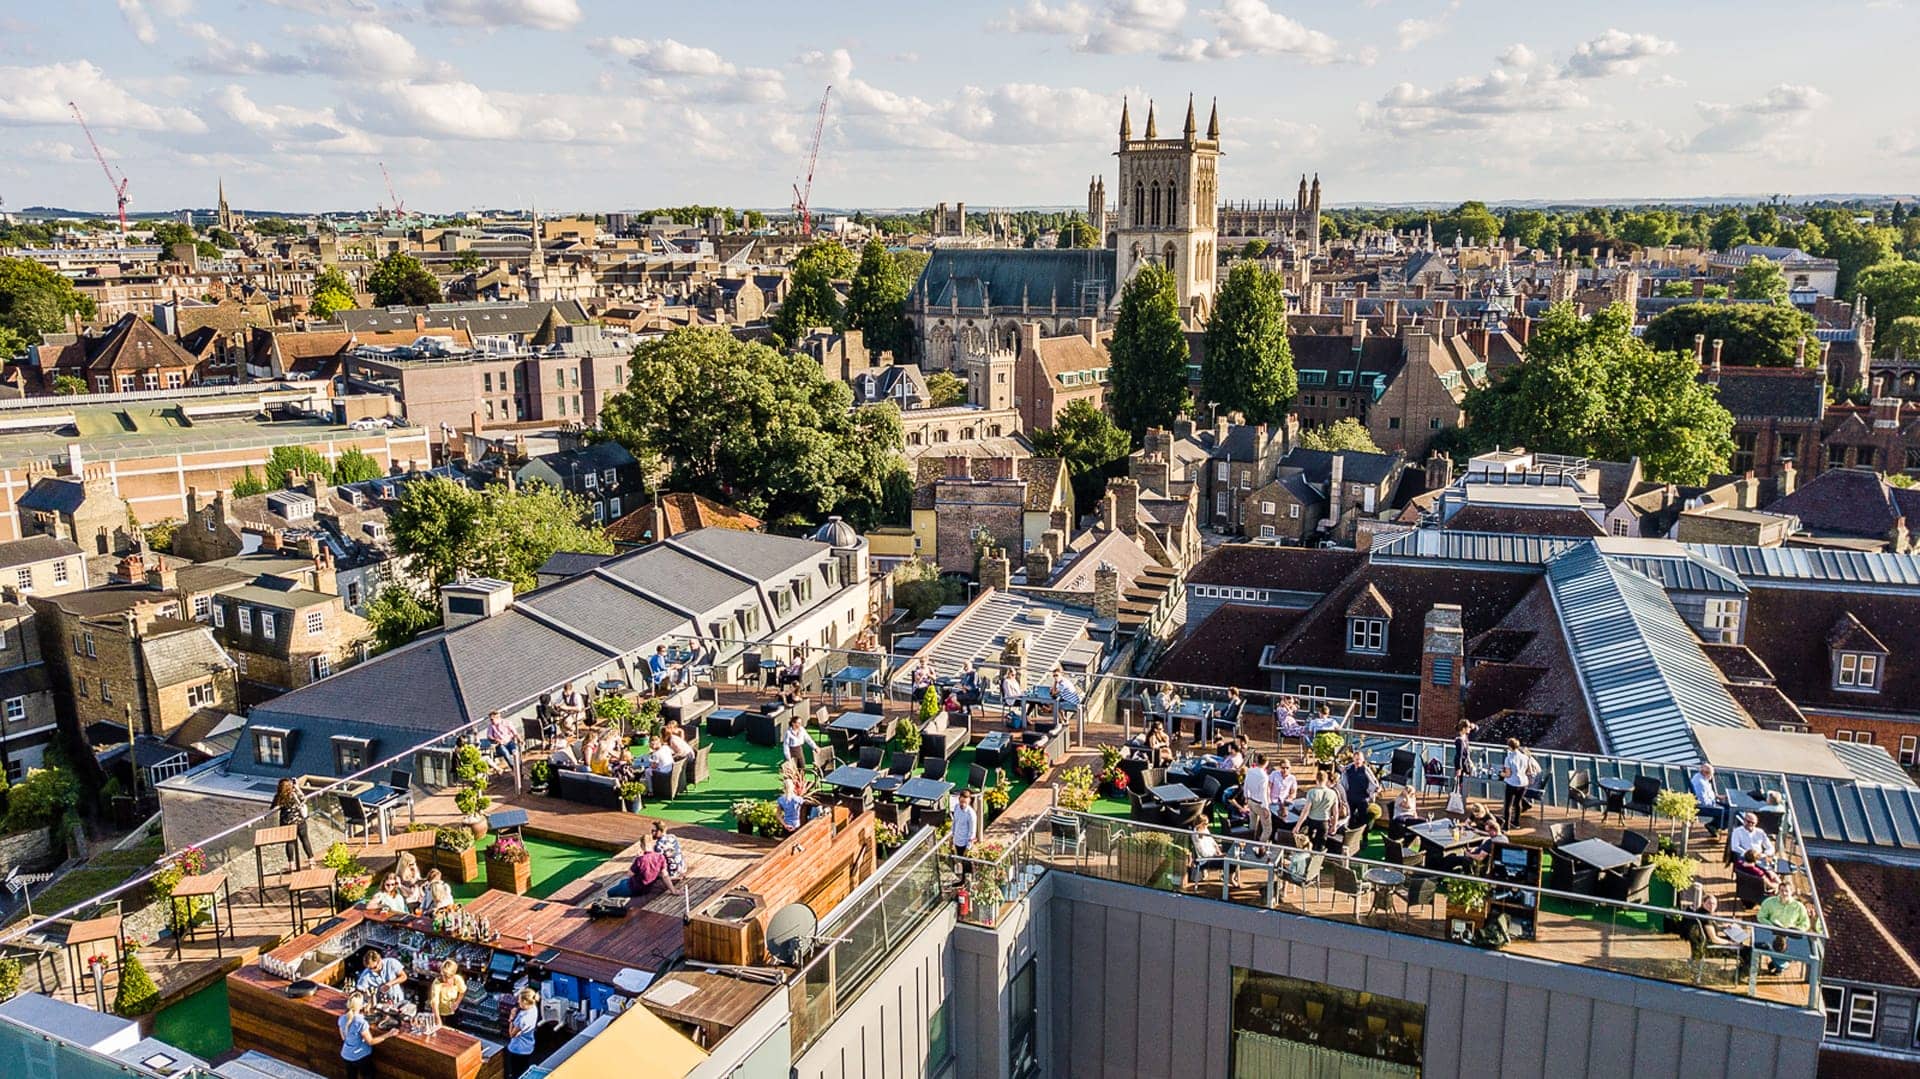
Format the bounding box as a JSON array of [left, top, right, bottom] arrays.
[[1100, 491, 1118, 532], [979, 546, 1011, 591], [1109, 476, 1140, 536], [1024, 544, 1054, 582], [1092, 561, 1120, 622], [1416, 604, 1465, 739], [1710, 339, 1723, 382]]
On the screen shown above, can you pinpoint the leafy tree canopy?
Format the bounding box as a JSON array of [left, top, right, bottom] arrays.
[[1463, 302, 1733, 485], [1856, 260, 1920, 350], [1642, 302, 1817, 367], [844, 238, 910, 360], [1730, 257, 1789, 303], [601, 328, 907, 529], [772, 242, 854, 344], [1031, 398, 1131, 510], [309, 265, 355, 319], [367, 252, 442, 306], [1296, 418, 1382, 454], [150, 221, 196, 249], [0, 256, 97, 348], [389, 475, 611, 592], [264, 445, 332, 489], [1880, 315, 1920, 360], [1202, 262, 1295, 424], [1058, 217, 1098, 249], [331, 446, 384, 485], [1107, 262, 1191, 440], [365, 582, 442, 653], [925, 370, 966, 408], [51, 374, 86, 395], [1656, 280, 1696, 298]]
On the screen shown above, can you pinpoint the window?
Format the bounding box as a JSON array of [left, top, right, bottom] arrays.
[[13, 568, 29, 592], [1704, 599, 1741, 643], [927, 1003, 954, 1072], [608, 496, 621, 517], [312, 655, 331, 681], [1362, 690, 1379, 719], [1289, 504, 1300, 519], [346, 581, 363, 608], [1857, 732, 1875, 745], [484, 372, 494, 392], [1828, 443, 1848, 468], [238, 606, 252, 633], [166, 371, 182, 389], [1215, 491, 1230, 517], [261, 612, 276, 639], [52, 560, 68, 585], [1259, 525, 1275, 538], [193, 594, 210, 620], [1779, 433, 1799, 464], [1388, 417, 1401, 429], [186, 682, 216, 708], [1836, 651, 1881, 690], [1217, 461, 1231, 481], [1348, 618, 1386, 653], [1401, 693, 1417, 722], [1835, 730, 1854, 743], [1008, 960, 1038, 1079], [205, 514, 216, 531], [332, 736, 370, 775], [602, 468, 616, 488], [1259, 501, 1275, 516], [2, 697, 23, 723], [212, 604, 225, 628], [1429, 417, 1442, 430], [83, 632, 95, 658], [1899, 735, 1917, 766], [1731, 431, 1756, 474], [235, 653, 247, 676], [1846, 990, 1878, 1040], [1822, 986, 1845, 1037], [306, 610, 324, 635], [99, 679, 111, 704]]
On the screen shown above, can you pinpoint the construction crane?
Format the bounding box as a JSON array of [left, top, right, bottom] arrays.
[[791, 85, 831, 237], [379, 161, 406, 221], [68, 101, 129, 233]]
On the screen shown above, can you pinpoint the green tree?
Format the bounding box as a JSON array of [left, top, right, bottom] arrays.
[[389, 476, 612, 592], [1, 762, 78, 832], [925, 370, 966, 408], [0, 256, 97, 348], [309, 265, 355, 318], [1439, 201, 1500, 246], [1656, 280, 1695, 299], [1295, 418, 1382, 454], [1817, 223, 1896, 295], [1708, 212, 1750, 252], [194, 240, 222, 260], [1107, 262, 1191, 440], [365, 583, 442, 653], [367, 252, 442, 306], [1643, 303, 1816, 367], [772, 242, 849, 344], [112, 952, 160, 1017], [1030, 399, 1131, 510], [891, 558, 962, 620], [745, 210, 768, 229], [1856, 261, 1920, 348], [1880, 315, 1920, 360], [1701, 284, 1728, 299], [1463, 302, 1733, 484], [330, 447, 384, 484], [844, 238, 910, 359], [1500, 210, 1549, 249], [1730, 257, 1789, 303], [449, 250, 484, 272], [601, 328, 906, 528], [1202, 262, 1295, 424], [1240, 238, 1269, 259], [230, 468, 268, 498], [263, 445, 332, 490], [51, 374, 86, 395], [1618, 212, 1676, 249], [150, 221, 196, 249]]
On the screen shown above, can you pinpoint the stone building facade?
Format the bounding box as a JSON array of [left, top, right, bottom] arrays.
[[1113, 95, 1221, 322]]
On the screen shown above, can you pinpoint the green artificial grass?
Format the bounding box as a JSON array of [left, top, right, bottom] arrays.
[[631, 730, 1031, 831], [152, 979, 232, 1060], [449, 834, 609, 902]]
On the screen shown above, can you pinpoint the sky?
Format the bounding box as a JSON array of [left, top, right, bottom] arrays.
[[1, 0, 1917, 216]]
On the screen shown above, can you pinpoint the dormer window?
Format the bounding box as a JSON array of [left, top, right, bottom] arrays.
[[1348, 618, 1387, 653], [253, 726, 291, 767], [1827, 612, 1887, 694], [1836, 652, 1880, 691]]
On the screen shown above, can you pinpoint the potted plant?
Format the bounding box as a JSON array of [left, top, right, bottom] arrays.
[[454, 781, 492, 838], [1654, 789, 1699, 855], [321, 841, 373, 903], [111, 944, 159, 1017], [1055, 765, 1097, 813], [875, 820, 906, 857], [485, 835, 532, 895], [731, 799, 759, 835], [749, 799, 786, 838], [1310, 731, 1346, 767], [617, 779, 647, 815], [1650, 852, 1698, 905], [1096, 745, 1128, 798], [963, 840, 1011, 921], [595, 694, 638, 737], [0, 956, 22, 1005], [453, 742, 491, 785], [528, 759, 553, 797], [898, 713, 924, 756], [1114, 830, 1184, 889], [1445, 878, 1491, 929], [1016, 746, 1049, 781], [434, 825, 480, 883], [984, 775, 1013, 816]]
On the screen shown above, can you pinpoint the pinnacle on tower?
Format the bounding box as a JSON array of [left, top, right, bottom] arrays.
[[1119, 97, 1131, 141], [1183, 93, 1196, 139], [1144, 99, 1157, 139], [1206, 97, 1219, 140]]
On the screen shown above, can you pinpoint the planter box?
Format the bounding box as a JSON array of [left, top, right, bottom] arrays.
[[486, 857, 530, 895], [436, 846, 480, 884]]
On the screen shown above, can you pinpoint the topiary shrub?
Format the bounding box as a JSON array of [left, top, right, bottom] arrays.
[[112, 948, 160, 1016]]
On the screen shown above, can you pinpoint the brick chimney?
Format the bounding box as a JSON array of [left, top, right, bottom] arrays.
[[1425, 451, 1454, 492], [1092, 561, 1120, 621], [1382, 299, 1400, 332], [1417, 604, 1465, 739], [143, 559, 177, 594], [118, 550, 146, 583], [1710, 339, 1724, 382], [1019, 321, 1043, 356], [313, 545, 339, 596], [1099, 491, 1118, 532], [1509, 313, 1532, 346], [261, 528, 284, 552], [1692, 334, 1706, 367], [1327, 453, 1346, 534], [1024, 544, 1054, 582], [1893, 516, 1911, 553], [1109, 476, 1140, 536], [1778, 460, 1797, 497], [1041, 529, 1065, 560], [1076, 317, 1097, 345], [979, 546, 1010, 591]]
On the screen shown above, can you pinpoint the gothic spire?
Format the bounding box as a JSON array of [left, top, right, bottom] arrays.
[[1119, 97, 1131, 141], [1144, 99, 1158, 139], [1206, 97, 1219, 140], [1183, 93, 1196, 140]]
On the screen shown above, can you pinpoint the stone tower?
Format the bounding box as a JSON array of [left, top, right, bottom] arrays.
[[1114, 93, 1221, 323], [216, 178, 234, 233], [1086, 176, 1107, 247]]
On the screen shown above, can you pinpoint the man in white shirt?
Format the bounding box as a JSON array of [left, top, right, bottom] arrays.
[[1499, 738, 1538, 828], [1269, 760, 1299, 820], [1242, 753, 1272, 842], [1729, 812, 1776, 862], [1689, 764, 1730, 837], [951, 789, 979, 881]]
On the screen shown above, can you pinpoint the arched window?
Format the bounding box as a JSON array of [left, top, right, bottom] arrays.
[[1134, 182, 1145, 227], [1164, 242, 1178, 269], [1167, 181, 1178, 225], [1150, 181, 1161, 227]]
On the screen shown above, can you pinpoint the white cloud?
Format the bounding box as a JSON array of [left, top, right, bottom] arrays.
[[0, 60, 206, 132], [206, 83, 378, 153], [1686, 83, 1826, 155], [115, 0, 189, 45], [991, 0, 1189, 55], [352, 79, 636, 144], [602, 37, 735, 78], [420, 0, 582, 30], [1182, 0, 1341, 64], [1396, 17, 1445, 51], [598, 39, 785, 106], [1562, 29, 1676, 79], [262, 0, 379, 12], [303, 24, 426, 76], [1498, 43, 1535, 68], [1364, 53, 1588, 135]]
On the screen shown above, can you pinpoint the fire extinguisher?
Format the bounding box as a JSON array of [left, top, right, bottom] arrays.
[[957, 883, 971, 918]]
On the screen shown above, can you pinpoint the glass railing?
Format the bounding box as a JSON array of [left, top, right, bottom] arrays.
[[786, 829, 947, 1059], [1029, 811, 1825, 1010], [951, 810, 1051, 928]]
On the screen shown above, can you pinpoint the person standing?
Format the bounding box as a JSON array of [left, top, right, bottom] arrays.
[[782, 715, 812, 772], [274, 778, 313, 863], [1452, 720, 1477, 791], [950, 788, 979, 879], [505, 987, 541, 1079], [1242, 753, 1272, 843], [355, 948, 407, 1008], [1299, 770, 1341, 852], [428, 959, 466, 1024], [1499, 737, 1538, 829], [339, 991, 389, 1079]]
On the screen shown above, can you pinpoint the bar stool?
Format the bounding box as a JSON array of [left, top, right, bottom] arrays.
[[252, 824, 304, 905], [61, 913, 122, 1002], [286, 866, 338, 933], [169, 870, 234, 959]]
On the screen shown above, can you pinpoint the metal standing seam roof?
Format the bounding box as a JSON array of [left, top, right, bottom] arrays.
[[1544, 543, 1751, 765], [1687, 544, 1920, 591], [1603, 552, 1749, 596], [1368, 529, 1576, 569], [1826, 738, 1920, 789], [888, 590, 1095, 691]]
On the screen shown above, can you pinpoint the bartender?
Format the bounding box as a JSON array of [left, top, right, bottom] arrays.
[[340, 991, 392, 1079], [356, 947, 408, 1008], [505, 987, 541, 1079], [427, 959, 466, 1022]]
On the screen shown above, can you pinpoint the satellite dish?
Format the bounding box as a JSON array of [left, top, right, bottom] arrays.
[[766, 902, 818, 967]]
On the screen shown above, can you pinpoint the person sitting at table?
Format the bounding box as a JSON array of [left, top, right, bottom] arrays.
[[1189, 817, 1240, 889], [1340, 751, 1382, 832], [1689, 763, 1730, 838], [647, 736, 676, 778], [1143, 718, 1174, 767], [650, 821, 687, 893], [941, 686, 966, 722], [782, 715, 812, 771], [355, 947, 407, 1007], [911, 658, 935, 697], [1218, 687, 1246, 733], [1050, 667, 1084, 719], [420, 868, 454, 914], [364, 874, 411, 916], [428, 958, 466, 1024], [1307, 703, 1339, 733], [1441, 803, 1505, 873], [626, 835, 669, 897], [649, 645, 683, 695], [1389, 787, 1421, 835], [393, 851, 424, 903], [556, 683, 586, 734], [777, 780, 811, 834], [1756, 880, 1813, 975], [1733, 847, 1781, 892], [1298, 769, 1343, 851], [1682, 893, 1753, 972], [486, 709, 520, 774], [958, 661, 982, 705], [777, 652, 806, 702], [664, 720, 694, 761], [1220, 738, 1246, 771], [1729, 812, 1776, 862], [338, 991, 390, 1079], [548, 736, 582, 771], [1220, 783, 1254, 836]]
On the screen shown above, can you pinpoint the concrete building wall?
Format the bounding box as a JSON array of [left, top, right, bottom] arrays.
[[791, 906, 958, 1079], [1044, 872, 1822, 1079]]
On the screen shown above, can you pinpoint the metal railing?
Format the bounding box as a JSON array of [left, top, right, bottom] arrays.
[[951, 810, 1052, 928]]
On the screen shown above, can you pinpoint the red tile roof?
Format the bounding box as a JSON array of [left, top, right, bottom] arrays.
[[1815, 858, 1920, 990]]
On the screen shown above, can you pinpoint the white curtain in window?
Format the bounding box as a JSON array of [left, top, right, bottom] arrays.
[[1232, 1031, 1418, 1079]]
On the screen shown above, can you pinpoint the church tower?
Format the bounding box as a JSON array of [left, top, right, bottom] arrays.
[[1113, 93, 1221, 323], [216, 178, 234, 233]]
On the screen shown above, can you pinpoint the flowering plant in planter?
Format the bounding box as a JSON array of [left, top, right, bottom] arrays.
[[984, 775, 1013, 813], [487, 835, 529, 863], [1097, 745, 1128, 793], [1016, 746, 1049, 778]]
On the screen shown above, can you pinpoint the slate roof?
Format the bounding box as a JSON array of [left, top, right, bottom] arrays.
[[140, 626, 233, 688], [16, 478, 89, 515], [1443, 505, 1606, 538], [0, 535, 81, 570], [516, 442, 638, 488], [669, 528, 825, 585], [1262, 561, 1539, 679], [1826, 612, 1887, 653], [1768, 468, 1920, 543], [338, 300, 589, 338], [1739, 585, 1920, 719], [1185, 545, 1364, 595], [1710, 368, 1825, 422], [42, 314, 197, 376], [536, 551, 620, 580], [1814, 859, 1920, 990], [600, 544, 753, 614], [917, 249, 1117, 311], [1277, 447, 1405, 489], [1287, 334, 1404, 381], [518, 573, 690, 655], [1019, 458, 1067, 511], [1152, 603, 1303, 688]]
